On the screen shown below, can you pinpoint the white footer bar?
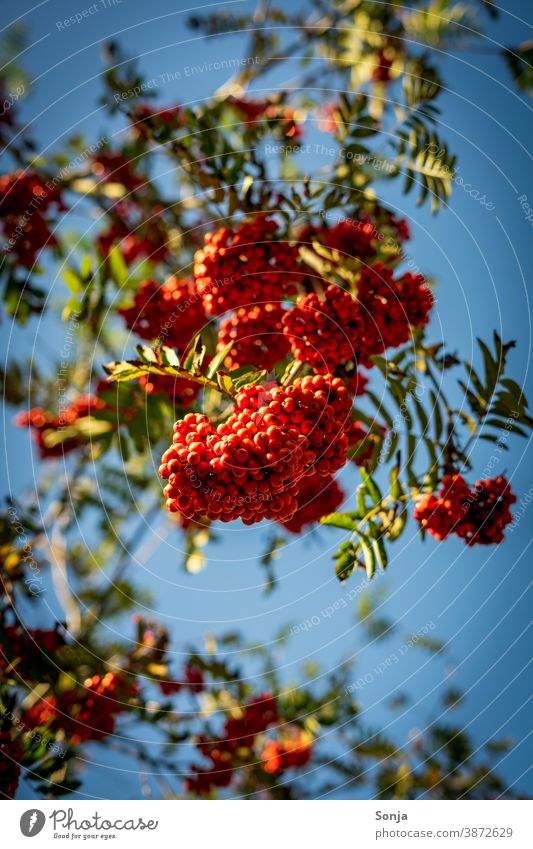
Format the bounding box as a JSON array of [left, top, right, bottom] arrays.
[[3, 799, 532, 848]]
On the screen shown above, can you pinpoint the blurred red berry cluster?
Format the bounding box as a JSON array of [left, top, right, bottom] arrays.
[[0, 626, 64, 678], [0, 170, 66, 267], [15, 392, 107, 459], [23, 672, 138, 744], [185, 693, 280, 793], [0, 732, 23, 799], [261, 730, 313, 774]]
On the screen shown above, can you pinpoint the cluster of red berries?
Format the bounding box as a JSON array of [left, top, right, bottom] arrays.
[[283, 264, 432, 370], [300, 220, 376, 263], [194, 217, 301, 315], [0, 170, 66, 266], [300, 212, 410, 260], [185, 693, 279, 794], [159, 663, 204, 696], [216, 302, 290, 371], [130, 103, 183, 141], [414, 475, 516, 545], [235, 374, 352, 474], [395, 271, 435, 327], [139, 373, 200, 407], [0, 626, 64, 677], [91, 152, 144, 193], [261, 730, 313, 774], [160, 374, 351, 525], [229, 98, 303, 140], [98, 214, 170, 265], [280, 472, 344, 533], [372, 49, 396, 83], [23, 672, 138, 744], [119, 276, 206, 348], [15, 392, 107, 459], [282, 284, 362, 372], [0, 731, 23, 799]]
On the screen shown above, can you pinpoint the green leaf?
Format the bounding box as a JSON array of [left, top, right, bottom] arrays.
[[390, 464, 404, 500], [386, 505, 408, 541], [429, 390, 443, 441], [321, 512, 358, 531], [360, 468, 382, 505], [136, 345, 158, 364], [359, 534, 376, 580], [232, 368, 267, 390], [477, 337, 499, 394], [103, 359, 229, 394], [80, 255, 93, 282], [42, 417, 113, 447], [159, 346, 181, 367], [217, 371, 235, 396], [63, 268, 82, 293], [108, 246, 129, 288], [334, 542, 357, 582], [206, 342, 234, 378], [392, 127, 456, 213], [241, 174, 254, 196], [368, 521, 388, 571]]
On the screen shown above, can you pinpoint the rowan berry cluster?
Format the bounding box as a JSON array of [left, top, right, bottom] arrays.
[[15, 393, 107, 459], [98, 213, 170, 265], [23, 672, 138, 744], [229, 98, 303, 140], [282, 264, 433, 371], [280, 472, 344, 533], [261, 730, 313, 774], [300, 211, 410, 260], [185, 693, 279, 794], [130, 103, 184, 140], [216, 302, 290, 370], [0, 626, 64, 677], [139, 373, 200, 407], [159, 663, 205, 696], [91, 151, 144, 193], [194, 217, 301, 315], [414, 475, 516, 545], [160, 374, 351, 525], [0, 170, 66, 266], [119, 276, 206, 348], [0, 732, 23, 799], [371, 44, 399, 82]]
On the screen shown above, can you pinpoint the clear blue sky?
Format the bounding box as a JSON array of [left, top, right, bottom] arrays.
[[2, 0, 532, 799]]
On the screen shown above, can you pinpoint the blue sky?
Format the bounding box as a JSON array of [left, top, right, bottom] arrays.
[[2, 0, 532, 798]]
